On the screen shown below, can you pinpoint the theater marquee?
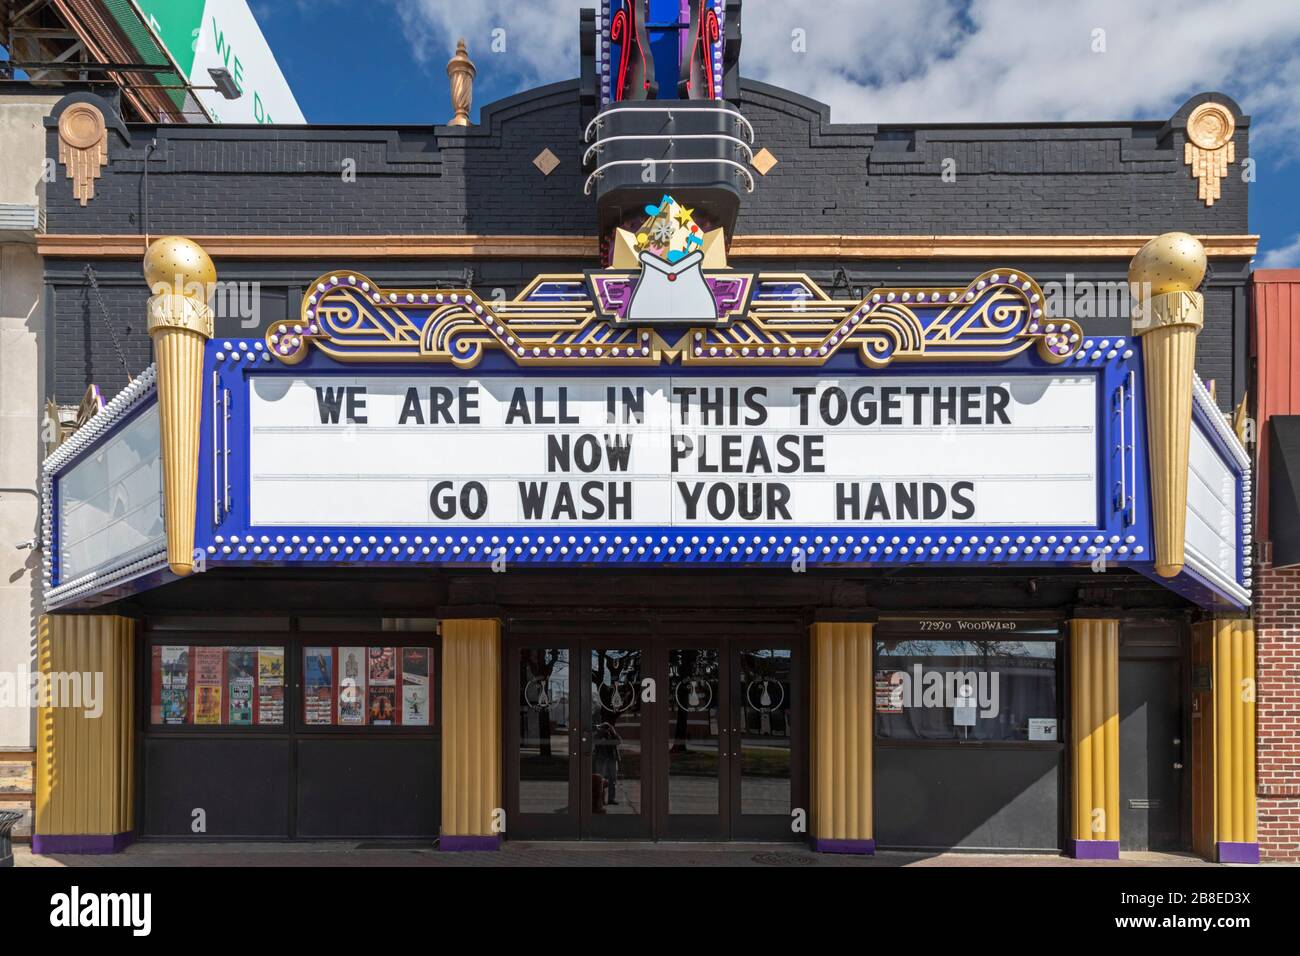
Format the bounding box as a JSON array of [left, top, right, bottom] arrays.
[[246, 374, 1098, 528], [40, 259, 1250, 612]]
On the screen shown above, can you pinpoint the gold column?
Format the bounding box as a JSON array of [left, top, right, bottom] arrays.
[[33, 614, 136, 853], [1208, 617, 1258, 863], [440, 618, 501, 849], [1069, 617, 1120, 858], [1129, 232, 1207, 577], [809, 619, 874, 853], [143, 237, 215, 576]]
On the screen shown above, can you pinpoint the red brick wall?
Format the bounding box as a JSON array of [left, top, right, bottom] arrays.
[[1253, 556, 1300, 862]]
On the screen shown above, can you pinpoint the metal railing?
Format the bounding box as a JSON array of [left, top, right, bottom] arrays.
[[583, 133, 755, 167], [583, 157, 755, 196], [583, 104, 755, 144]]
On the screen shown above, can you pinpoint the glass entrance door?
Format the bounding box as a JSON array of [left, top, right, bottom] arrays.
[[661, 643, 729, 838], [731, 645, 798, 839], [508, 643, 578, 838], [581, 644, 653, 838], [506, 626, 801, 842]]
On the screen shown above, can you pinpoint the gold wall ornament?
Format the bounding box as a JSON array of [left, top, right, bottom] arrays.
[[1184, 102, 1236, 207], [56, 103, 109, 206], [73, 385, 105, 429], [1232, 392, 1250, 445], [446, 39, 476, 126], [1130, 232, 1207, 578], [144, 236, 216, 576]]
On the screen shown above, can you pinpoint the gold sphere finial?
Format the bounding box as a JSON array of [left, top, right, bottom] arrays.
[[1127, 232, 1207, 297], [143, 236, 217, 293]]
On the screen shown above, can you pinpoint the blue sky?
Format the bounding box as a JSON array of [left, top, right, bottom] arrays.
[[255, 2, 1300, 266]]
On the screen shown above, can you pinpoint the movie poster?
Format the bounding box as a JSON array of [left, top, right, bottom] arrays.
[[195, 684, 222, 725], [151, 646, 163, 723], [368, 646, 396, 685], [368, 685, 397, 725], [874, 670, 904, 715], [227, 648, 255, 682], [402, 684, 429, 726], [304, 647, 334, 725], [195, 646, 223, 687], [338, 646, 366, 725], [257, 646, 285, 725], [228, 678, 253, 725], [401, 647, 431, 726], [161, 646, 189, 688], [162, 688, 188, 724], [227, 648, 255, 725]]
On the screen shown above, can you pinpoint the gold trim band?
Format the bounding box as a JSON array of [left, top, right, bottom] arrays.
[[37, 233, 1259, 259], [729, 234, 1259, 259]]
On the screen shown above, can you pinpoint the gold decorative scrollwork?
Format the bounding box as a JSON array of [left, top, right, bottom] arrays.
[[267, 269, 1080, 368]]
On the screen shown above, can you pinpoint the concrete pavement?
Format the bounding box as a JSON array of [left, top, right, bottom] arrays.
[[13, 841, 1218, 868]]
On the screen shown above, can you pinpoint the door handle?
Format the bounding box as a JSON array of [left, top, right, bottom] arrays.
[[1173, 762, 1184, 770]]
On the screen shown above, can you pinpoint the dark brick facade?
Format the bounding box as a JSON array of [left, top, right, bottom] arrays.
[[42, 82, 1252, 405]]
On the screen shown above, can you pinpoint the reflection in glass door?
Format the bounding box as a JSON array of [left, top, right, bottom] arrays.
[[583, 647, 652, 838], [511, 646, 577, 837], [733, 647, 795, 838], [663, 646, 727, 837]]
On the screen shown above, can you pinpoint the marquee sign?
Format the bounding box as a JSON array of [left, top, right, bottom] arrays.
[[193, 315, 1151, 574], [40, 258, 1251, 613], [246, 374, 1098, 529]]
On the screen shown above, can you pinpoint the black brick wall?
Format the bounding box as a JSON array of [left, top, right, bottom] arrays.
[[43, 81, 1251, 407]]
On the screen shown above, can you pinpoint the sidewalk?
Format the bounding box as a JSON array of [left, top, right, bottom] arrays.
[[14, 841, 1218, 868]]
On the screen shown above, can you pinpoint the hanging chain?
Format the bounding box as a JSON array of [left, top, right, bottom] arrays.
[[83, 265, 132, 383]]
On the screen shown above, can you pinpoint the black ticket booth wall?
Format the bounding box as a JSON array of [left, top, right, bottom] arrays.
[[136, 616, 441, 840], [873, 617, 1067, 852]]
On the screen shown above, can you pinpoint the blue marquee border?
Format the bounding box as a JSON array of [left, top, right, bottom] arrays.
[[193, 336, 1156, 578]]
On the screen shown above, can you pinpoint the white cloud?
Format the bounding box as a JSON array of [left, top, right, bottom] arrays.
[[1258, 233, 1300, 268], [393, 0, 591, 87], [392, 0, 1300, 156]]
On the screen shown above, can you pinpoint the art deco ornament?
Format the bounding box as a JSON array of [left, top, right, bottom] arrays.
[[57, 103, 109, 206], [1129, 232, 1208, 577], [1184, 102, 1235, 207], [143, 236, 217, 575]]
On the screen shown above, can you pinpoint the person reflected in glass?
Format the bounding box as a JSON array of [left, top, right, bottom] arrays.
[[593, 720, 622, 805]]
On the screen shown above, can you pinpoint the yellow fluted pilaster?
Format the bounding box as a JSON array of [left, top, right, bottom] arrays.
[[440, 618, 501, 849], [34, 614, 136, 852], [1069, 617, 1119, 857], [1209, 617, 1258, 863], [1129, 232, 1207, 577], [143, 236, 215, 576], [809, 620, 873, 853]]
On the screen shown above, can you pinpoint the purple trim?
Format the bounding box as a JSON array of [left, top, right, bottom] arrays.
[[1216, 841, 1260, 864], [1068, 839, 1119, 860], [812, 837, 875, 855], [588, 272, 752, 322], [32, 831, 134, 855], [439, 834, 501, 852]]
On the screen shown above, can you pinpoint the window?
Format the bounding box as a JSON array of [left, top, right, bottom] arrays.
[[150, 644, 286, 726], [874, 637, 1059, 742], [301, 645, 435, 727]]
